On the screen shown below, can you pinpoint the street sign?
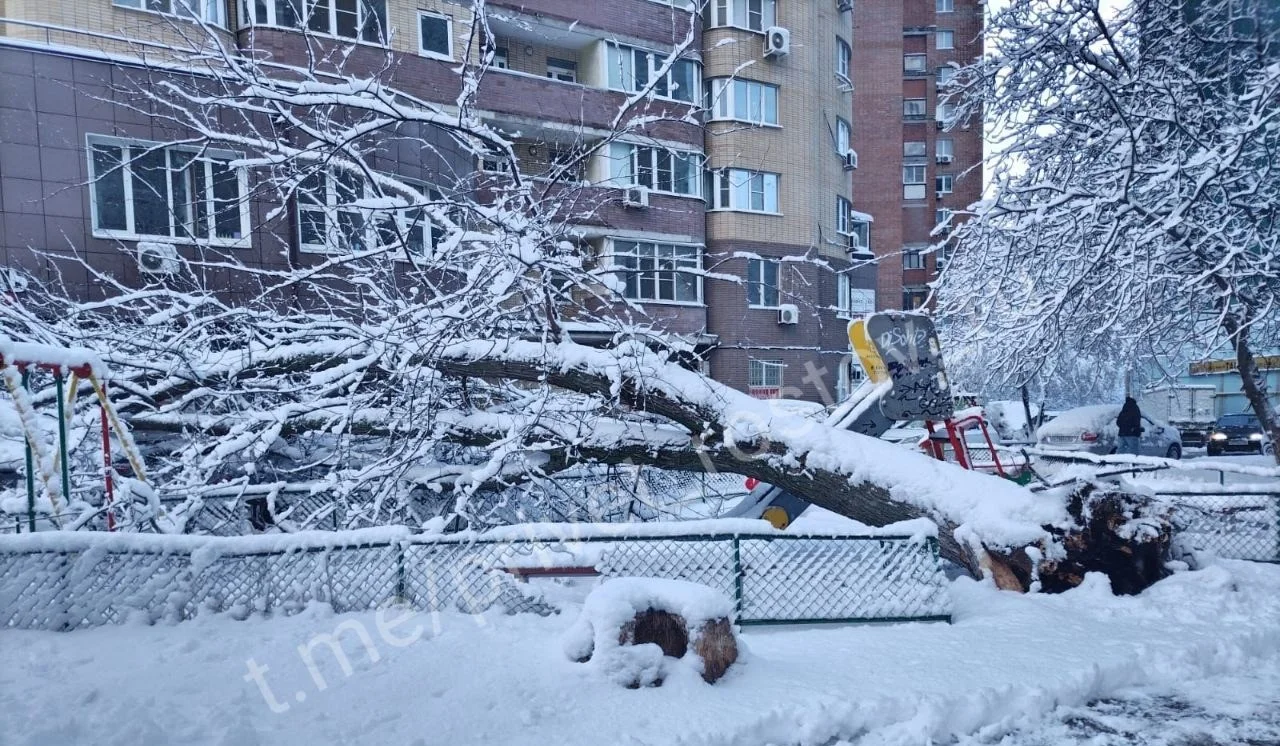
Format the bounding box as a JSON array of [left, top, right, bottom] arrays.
[[864, 312, 953, 420], [847, 319, 889, 383]]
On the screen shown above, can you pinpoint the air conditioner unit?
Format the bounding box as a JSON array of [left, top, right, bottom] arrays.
[[836, 0, 853, 11], [777, 303, 799, 325], [936, 154, 953, 164], [842, 150, 858, 170], [764, 27, 791, 57], [936, 119, 946, 129], [136, 241, 180, 275], [623, 185, 650, 208], [936, 191, 946, 200]]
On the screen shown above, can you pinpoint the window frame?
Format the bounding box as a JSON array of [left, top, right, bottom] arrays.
[[903, 286, 930, 310], [903, 164, 928, 200], [837, 274, 875, 319], [117, 0, 226, 26], [903, 98, 927, 119], [903, 54, 928, 74], [606, 42, 701, 105], [418, 10, 454, 60], [903, 250, 925, 270], [936, 0, 955, 12], [546, 57, 578, 83], [936, 65, 957, 86], [835, 117, 852, 156], [936, 30, 954, 50], [705, 77, 780, 127], [748, 359, 785, 398], [704, 0, 777, 33], [87, 134, 251, 248], [836, 37, 852, 83], [608, 143, 703, 197], [493, 46, 509, 69], [296, 169, 439, 258], [707, 168, 781, 214], [608, 238, 704, 305], [241, 0, 389, 44], [935, 174, 954, 195], [936, 138, 955, 158], [903, 141, 927, 158], [746, 257, 781, 308]]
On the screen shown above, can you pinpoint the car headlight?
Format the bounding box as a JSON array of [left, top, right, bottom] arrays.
[[1250, 433, 1264, 441], [1210, 432, 1228, 441]]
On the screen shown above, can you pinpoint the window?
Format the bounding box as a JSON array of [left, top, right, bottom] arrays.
[[903, 165, 927, 200], [607, 43, 700, 104], [903, 98, 927, 119], [835, 117, 851, 156], [903, 141, 927, 158], [837, 196, 869, 252], [836, 38, 852, 82], [936, 138, 954, 160], [119, 0, 225, 25], [747, 258, 780, 307], [936, 0, 954, 11], [903, 54, 928, 74], [547, 57, 578, 83], [936, 65, 956, 86], [936, 174, 954, 195], [418, 11, 452, 58], [297, 170, 438, 256], [611, 240, 702, 303], [836, 356, 866, 401], [705, 78, 779, 126], [242, 0, 388, 43], [936, 208, 953, 228], [937, 102, 956, 123], [88, 137, 249, 245], [749, 359, 784, 398], [707, 169, 780, 213], [837, 274, 875, 318], [936, 30, 954, 49], [704, 0, 776, 32], [608, 143, 702, 196], [904, 250, 925, 270], [903, 287, 929, 309], [493, 46, 509, 69]]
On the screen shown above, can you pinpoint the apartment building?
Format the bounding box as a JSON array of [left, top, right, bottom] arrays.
[[849, 0, 982, 310], [0, 0, 878, 402]]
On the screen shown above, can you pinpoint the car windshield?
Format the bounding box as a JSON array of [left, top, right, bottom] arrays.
[[1217, 414, 1257, 428]]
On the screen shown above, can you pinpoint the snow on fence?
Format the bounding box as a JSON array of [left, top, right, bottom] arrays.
[[1159, 489, 1280, 563], [0, 525, 950, 631]]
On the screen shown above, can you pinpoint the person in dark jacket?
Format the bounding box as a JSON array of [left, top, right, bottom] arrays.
[[1116, 397, 1143, 455]]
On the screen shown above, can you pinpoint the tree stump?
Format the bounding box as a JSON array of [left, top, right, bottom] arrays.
[[564, 578, 739, 686]]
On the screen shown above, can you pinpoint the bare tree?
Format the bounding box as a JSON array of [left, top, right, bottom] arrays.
[[937, 0, 1280, 460]]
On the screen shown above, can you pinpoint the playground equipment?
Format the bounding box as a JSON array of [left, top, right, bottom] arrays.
[[731, 312, 1024, 529], [0, 340, 147, 531]]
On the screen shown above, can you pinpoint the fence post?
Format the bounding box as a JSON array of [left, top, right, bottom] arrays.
[[731, 535, 743, 617], [396, 542, 407, 603]]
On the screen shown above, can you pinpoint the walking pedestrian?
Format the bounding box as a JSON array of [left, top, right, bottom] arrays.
[[1116, 396, 1143, 455]]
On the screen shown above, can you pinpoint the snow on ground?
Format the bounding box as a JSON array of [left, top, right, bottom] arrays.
[[3, 559, 1280, 746]]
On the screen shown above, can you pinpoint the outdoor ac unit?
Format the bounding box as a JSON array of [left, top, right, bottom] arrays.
[[623, 186, 650, 208], [936, 119, 946, 129], [936, 154, 953, 164], [936, 191, 946, 200], [836, 0, 853, 11], [842, 150, 858, 171], [777, 303, 799, 325], [764, 27, 791, 57], [136, 242, 180, 275]]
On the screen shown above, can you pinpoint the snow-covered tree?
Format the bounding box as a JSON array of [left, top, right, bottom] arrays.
[[937, 0, 1280, 461], [0, 1, 1175, 592]]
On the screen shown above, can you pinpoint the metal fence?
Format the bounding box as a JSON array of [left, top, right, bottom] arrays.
[[0, 530, 951, 631], [1159, 490, 1280, 562]]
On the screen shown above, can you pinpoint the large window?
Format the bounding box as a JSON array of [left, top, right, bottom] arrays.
[[297, 170, 438, 256], [835, 117, 852, 156], [836, 197, 869, 253], [606, 43, 700, 104], [117, 0, 225, 25], [611, 240, 702, 303], [904, 54, 928, 74], [747, 257, 780, 307], [936, 0, 954, 11], [704, 0, 776, 32], [88, 137, 249, 245], [749, 359, 784, 399], [904, 141, 927, 158], [936, 173, 954, 195], [837, 274, 875, 318], [903, 165, 927, 200], [241, 0, 388, 43], [936, 65, 957, 87], [936, 30, 954, 49], [705, 78, 779, 126], [707, 168, 780, 213], [904, 99, 927, 119], [937, 101, 957, 124], [608, 143, 701, 196], [904, 250, 925, 270], [418, 11, 452, 58], [836, 38, 852, 82]]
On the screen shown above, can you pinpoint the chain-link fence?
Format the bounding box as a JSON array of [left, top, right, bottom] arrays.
[[0, 529, 950, 631], [1159, 490, 1280, 562]]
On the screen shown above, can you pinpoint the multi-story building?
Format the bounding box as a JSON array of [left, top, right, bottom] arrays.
[[0, 0, 878, 403], [849, 0, 982, 310]]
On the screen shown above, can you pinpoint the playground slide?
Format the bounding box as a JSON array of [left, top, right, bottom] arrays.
[[724, 378, 896, 528]]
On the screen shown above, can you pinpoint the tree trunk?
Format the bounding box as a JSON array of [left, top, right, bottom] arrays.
[[1225, 316, 1280, 466]]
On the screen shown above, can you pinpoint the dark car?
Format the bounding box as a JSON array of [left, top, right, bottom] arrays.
[[1206, 413, 1275, 456]]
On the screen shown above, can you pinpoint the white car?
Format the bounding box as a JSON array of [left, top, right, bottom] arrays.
[[1036, 404, 1183, 459]]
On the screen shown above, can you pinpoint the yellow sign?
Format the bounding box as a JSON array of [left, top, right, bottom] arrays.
[[1190, 355, 1280, 376], [848, 319, 889, 383]]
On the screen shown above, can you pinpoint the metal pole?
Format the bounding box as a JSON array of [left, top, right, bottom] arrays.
[[22, 368, 35, 533], [101, 401, 115, 532], [731, 536, 743, 618], [54, 371, 71, 511]]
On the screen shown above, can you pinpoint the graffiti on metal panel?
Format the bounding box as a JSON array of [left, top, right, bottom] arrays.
[[865, 312, 953, 421]]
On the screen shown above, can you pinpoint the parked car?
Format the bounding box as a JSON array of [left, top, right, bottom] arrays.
[[1206, 413, 1275, 456], [1035, 404, 1183, 459]]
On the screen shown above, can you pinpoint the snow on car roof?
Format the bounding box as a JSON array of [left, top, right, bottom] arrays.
[[1036, 404, 1121, 438]]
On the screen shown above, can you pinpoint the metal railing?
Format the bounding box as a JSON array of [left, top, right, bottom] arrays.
[[1161, 489, 1280, 562], [0, 528, 951, 631]]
